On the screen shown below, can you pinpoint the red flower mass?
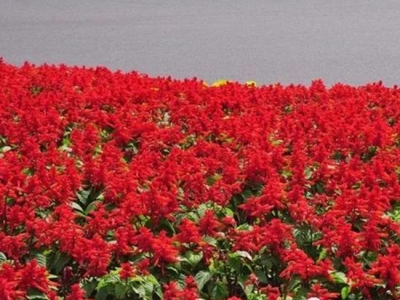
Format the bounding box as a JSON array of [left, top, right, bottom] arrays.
[[0, 59, 400, 299]]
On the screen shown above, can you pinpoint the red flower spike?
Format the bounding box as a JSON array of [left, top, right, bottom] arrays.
[[66, 284, 86, 300], [119, 262, 135, 280], [307, 283, 340, 300], [175, 218, 202, 245]]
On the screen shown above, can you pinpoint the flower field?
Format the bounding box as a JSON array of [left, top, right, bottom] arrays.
[[1, 60, 400, 299]]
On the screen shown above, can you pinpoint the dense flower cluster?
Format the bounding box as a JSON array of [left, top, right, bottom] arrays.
[[0, 59, 400, 299]]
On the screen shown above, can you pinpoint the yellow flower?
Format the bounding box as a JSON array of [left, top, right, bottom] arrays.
[[212, 79, 230, 87], [245, 80, 257, 87]]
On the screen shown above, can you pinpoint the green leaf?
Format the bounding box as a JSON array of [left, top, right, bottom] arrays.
[[85, 200, 101, 215], [53, 252, 71, 274], [341, 286, 350, 299], [97, 273, 120, 291], [360, 251, 378, 264], [0, 145, 12, 153], [236, 223, 252, 231], [158, 217, 176, 235], [35, 253, 46, 267], [331, 271, 348, 284], [195, 270, 212, 291], [184, 251, 203, 267], [26, 288, 48, 300], [227, 255, 241, 272], [318, 248, 327, 261], [241, 188, 254, 199], [0, 252, 7, 263], [237, 273, 248, 290], [222, 207, 234, 217], [146, 274, 161, 298], [195, 203, 209, 218], [146, 274, 160, 285], [209, 281, 228, 300], [129, 275, 145, 284], [82, 279, 98, 298], [70, 201, 84, 213], [293, 286, 308, 300], [316, 182, 324, 194], [254, 268, 268, 284], [166, 265, 181, 276], [281, 169, 292, 179], [143, 281, 154, 295], [206, 173, 222, 186], [115, 282, 128, 299], [244, 283, 254, 296], [131, 284, 146, 297], [77, 188, 92, 206], [304, 166, 314, 180], [177, 273, 187, 289], [95, 286, 111, 300], [202, 236, 218, 247], [287, 275, 302, 292], [236, 250, 252, 261], [154, 287, 163, 299]]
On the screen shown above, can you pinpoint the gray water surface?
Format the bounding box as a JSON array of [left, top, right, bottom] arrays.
[[1, 0, 400, 86]]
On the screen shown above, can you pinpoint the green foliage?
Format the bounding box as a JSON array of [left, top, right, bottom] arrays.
[[195, 270, 212, 291], [209, 281, 228, 300], [26, 288, 49, 300], [92, 270, 162, 300]]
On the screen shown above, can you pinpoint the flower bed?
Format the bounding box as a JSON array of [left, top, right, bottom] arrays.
[[0, 60, 400, 299]]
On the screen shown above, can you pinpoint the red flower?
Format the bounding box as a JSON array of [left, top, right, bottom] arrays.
[[280, 246, 332, 281], [369, 245, 400, 292], [343, 257, 381, 299], [199, 210, 221, 237], [66, 284, 86, 300], [137, 258, 150, 275], [18, 259, 54, 294], [307, 283, 340, 300], [163, 281, 181, 300], [175, 218, 201, 245], [163, 276, 199, 300], [119, 262, 135, 280], [0, 264, 25, 300], [259, 285, 281, 300], [151, 231, 179, 266]]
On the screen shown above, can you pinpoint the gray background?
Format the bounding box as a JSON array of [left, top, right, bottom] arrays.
[[1, 0, 400, 86]]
